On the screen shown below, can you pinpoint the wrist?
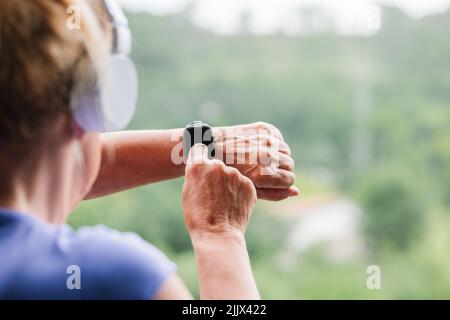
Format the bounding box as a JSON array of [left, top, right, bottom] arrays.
[[213, 126, 226, 142], [212, 126, 226, 161], [190, 228, 246, 251], [190, 227, 259, 300]]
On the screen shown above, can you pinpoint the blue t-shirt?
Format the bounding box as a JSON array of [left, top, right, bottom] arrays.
[[0, 208, 176, 299]]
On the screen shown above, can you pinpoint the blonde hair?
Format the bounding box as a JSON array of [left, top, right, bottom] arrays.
[[0, 0, 110, 197]]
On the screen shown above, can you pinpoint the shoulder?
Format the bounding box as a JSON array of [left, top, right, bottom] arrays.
[[70, 225, 176, 299]]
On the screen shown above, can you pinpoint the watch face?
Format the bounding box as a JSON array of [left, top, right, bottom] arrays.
[[183, 121, 216, 160]]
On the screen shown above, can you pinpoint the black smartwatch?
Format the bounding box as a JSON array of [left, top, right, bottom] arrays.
[[183, 121, 216, 160]]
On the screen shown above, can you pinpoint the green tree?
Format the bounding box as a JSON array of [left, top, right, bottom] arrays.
[[357, 168, 425, 251]]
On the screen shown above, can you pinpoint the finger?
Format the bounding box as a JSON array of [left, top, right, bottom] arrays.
[[245, 122, 284, 140], [256, 186, 299, 201], [187, 143, 209, 165], [277, 153, 295, 171], [254, 168, 296, 189], [262, 135, 291, 156], [288, 186, 300, 196], [262, 123, 284, 141], [273, 138, 291, 156], [222, 163, 241, 179], [240, 174, 258, 200]]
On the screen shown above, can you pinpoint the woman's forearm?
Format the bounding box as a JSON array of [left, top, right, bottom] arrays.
[[85, 122, 298, 201], [191, 231, 260, 300], [86, 129, 185, 199]]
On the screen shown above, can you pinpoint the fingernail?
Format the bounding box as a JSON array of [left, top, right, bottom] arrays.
[[291, 186, 300, 196]]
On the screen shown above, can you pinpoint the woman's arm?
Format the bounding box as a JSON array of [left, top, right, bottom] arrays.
[[191, 231, 259, 299], [182, 144, 260, 299], [152, 228, 258, 300], [153, 274, 194, 300], [86, 122, 299, 201], [86, 129, 185, 199]]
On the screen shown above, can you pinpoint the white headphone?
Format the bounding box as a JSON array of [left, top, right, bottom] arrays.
[[72, 0, 138, 132]]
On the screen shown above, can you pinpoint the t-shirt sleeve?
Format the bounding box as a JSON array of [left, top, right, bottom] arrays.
[[72, 225, 176, 300]]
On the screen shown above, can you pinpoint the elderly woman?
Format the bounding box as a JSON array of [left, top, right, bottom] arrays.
[[0, 0, 297, 299]]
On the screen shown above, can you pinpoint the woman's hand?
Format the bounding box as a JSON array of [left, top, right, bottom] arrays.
[[182, 143, 260, 299], [214, 122, 299, 201], [87, 123, 299, 203], [182, 143, 257, 240]]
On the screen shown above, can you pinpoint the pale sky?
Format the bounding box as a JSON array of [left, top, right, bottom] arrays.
[[119, 0, 450, 35]]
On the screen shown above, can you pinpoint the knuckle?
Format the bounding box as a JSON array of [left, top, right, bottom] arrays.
[[287, 162, 294, 171], [186, 162, 204, 175], [259, 122, 275, 133], [224, 167, 241, 185], [259, 133, 272, 145], [281, 139, 291, 151], [255, 121, 273, 129], [285, 172, 296, 186], [248, 184, 257, 201], [268, 135, 280, 148], [228, 167, 240, 178], [208, 160, 226, 174], [256, 121, 280, 135], [283, 156, 295, 170], [290, 158, 296, 169], [286, 144, 292, 155], [241, 176, 255, 192], [265, 151, 277, 165]]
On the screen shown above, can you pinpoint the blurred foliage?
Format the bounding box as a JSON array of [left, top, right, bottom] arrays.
[[355, 167, 425, 251], [70, 6, 450, 299]]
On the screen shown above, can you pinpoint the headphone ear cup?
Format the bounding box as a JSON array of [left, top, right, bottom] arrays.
[[72, 77, 105, 132], [100, 54, 138, 131], [72, 55, 138, 132]]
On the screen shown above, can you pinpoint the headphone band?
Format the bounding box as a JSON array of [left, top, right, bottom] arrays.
[[72, 0, 138, 133], [101, 0, 132, 55]]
